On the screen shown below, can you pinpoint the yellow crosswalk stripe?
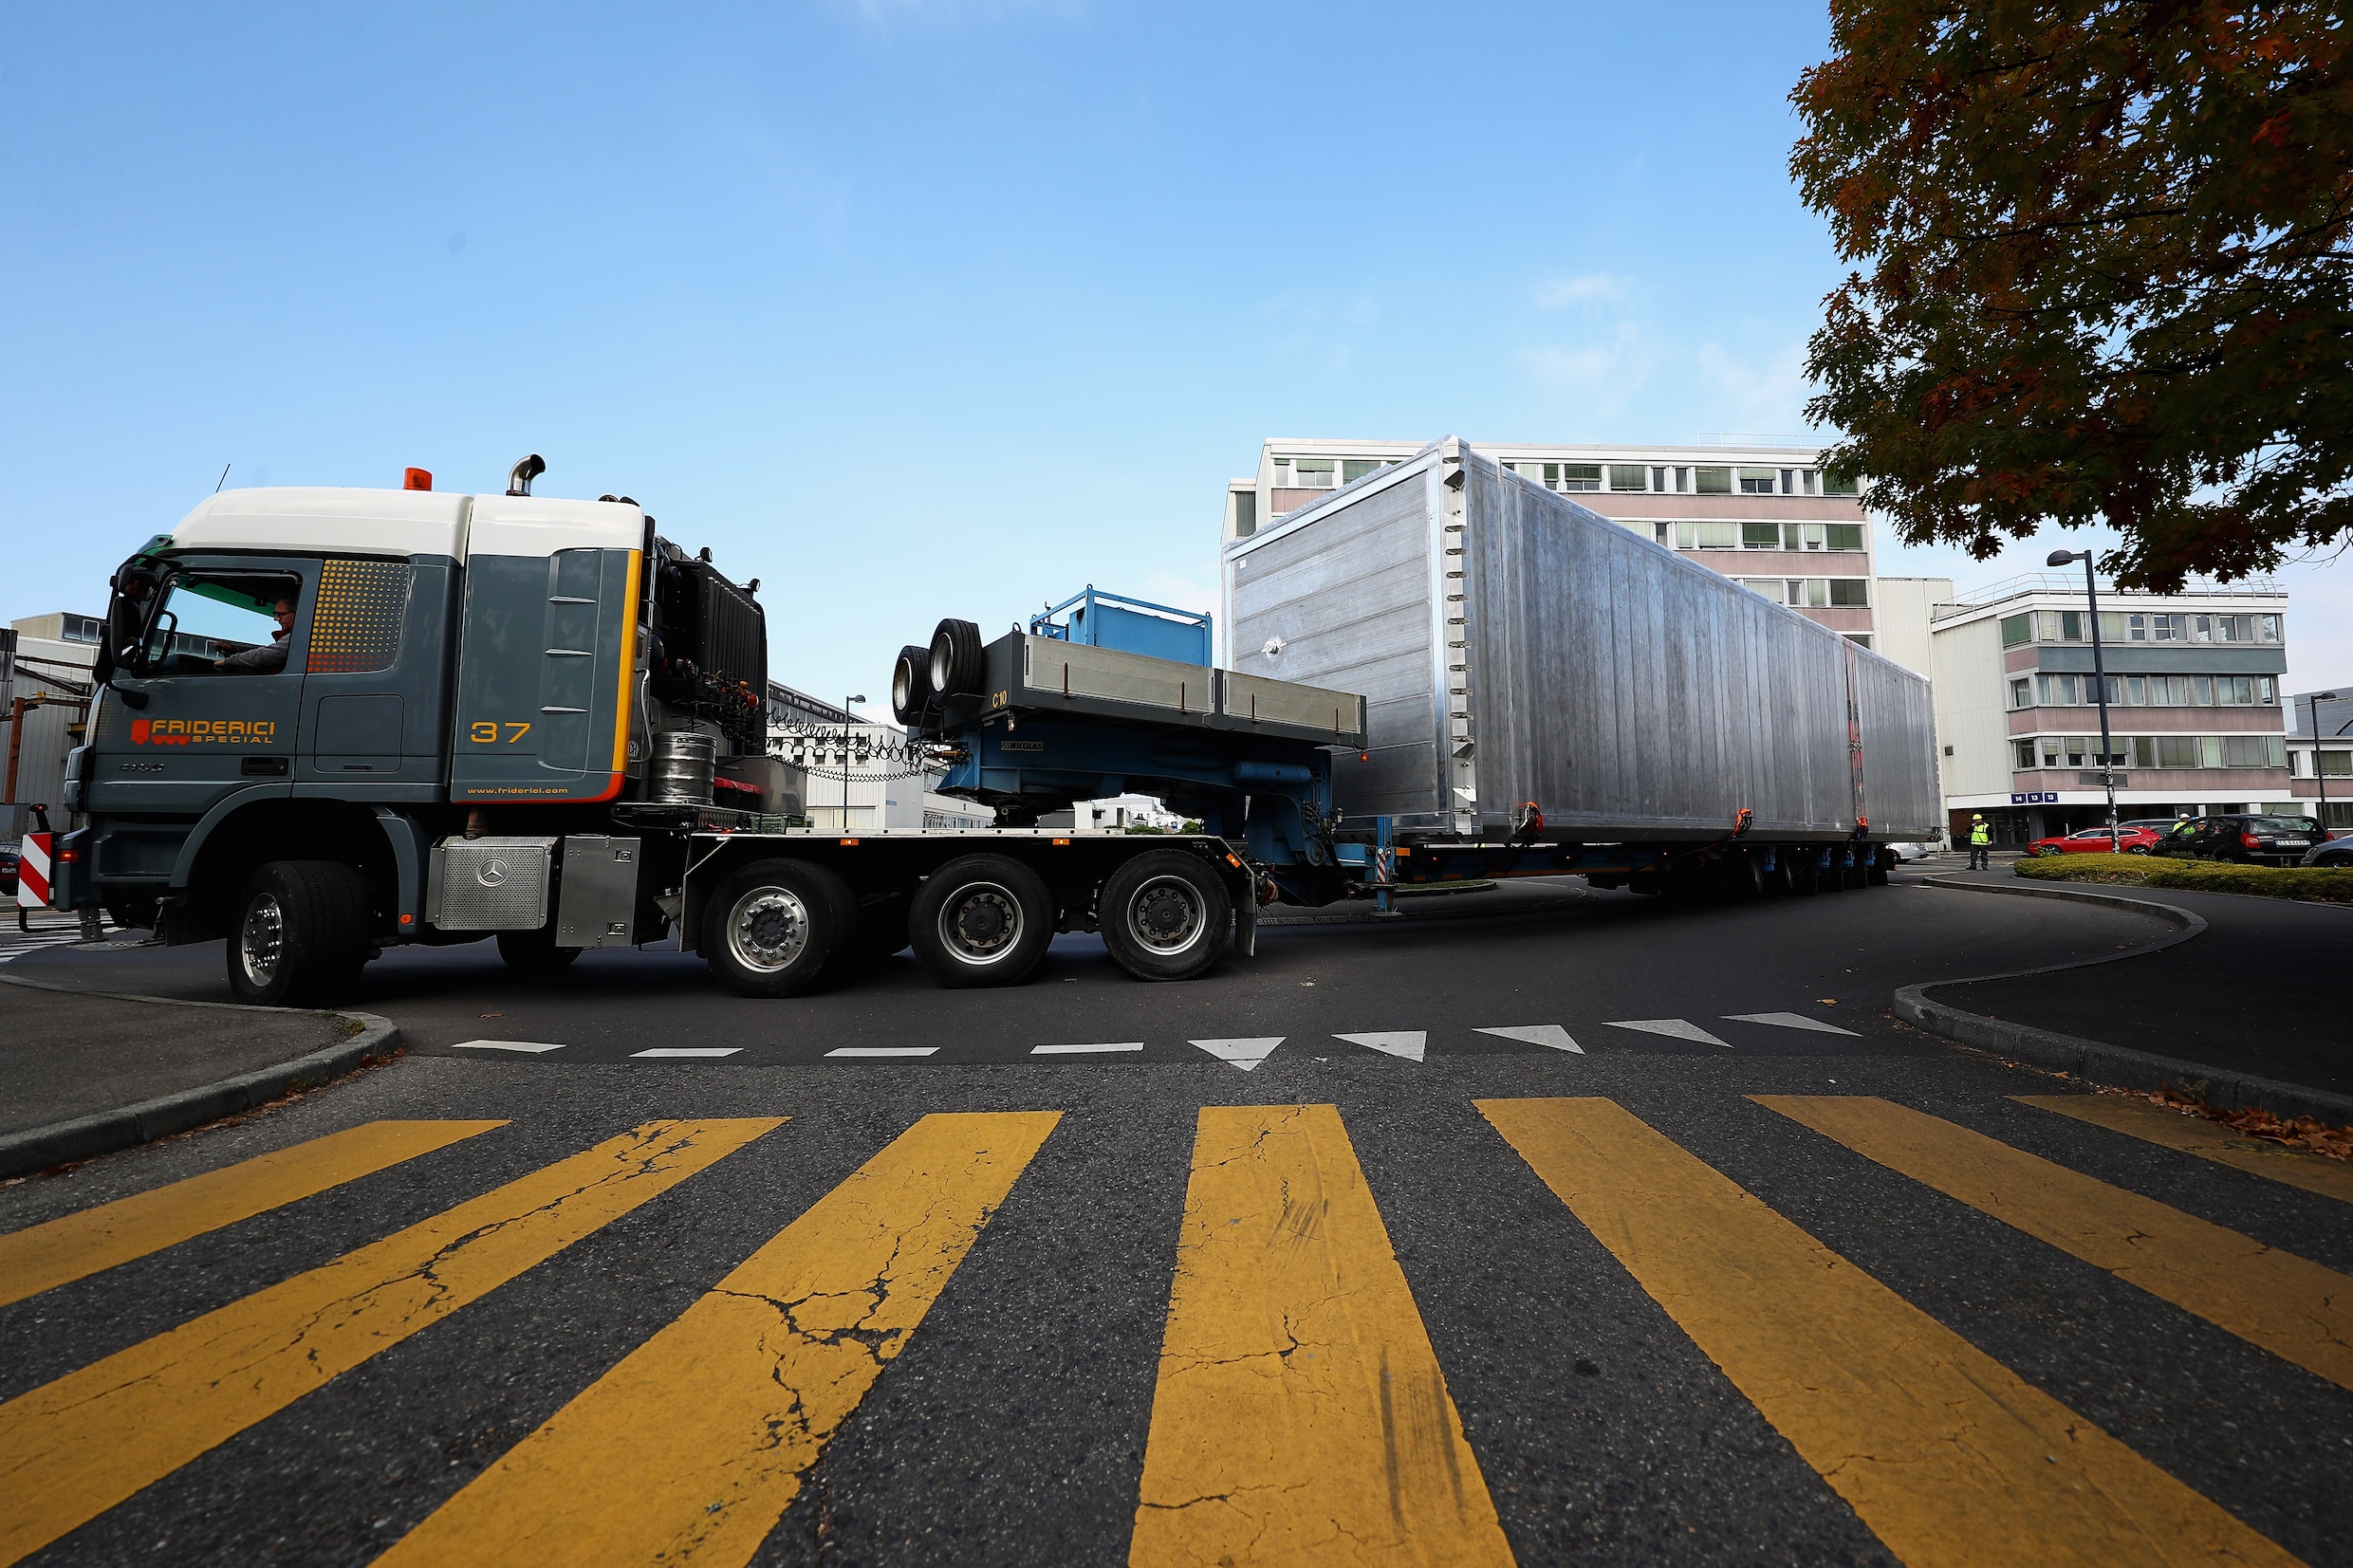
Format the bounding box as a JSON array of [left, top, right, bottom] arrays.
[[372, 1110, 1060, 1568], [1478, 1097, 2300, 1568], [0, 1120, 508, 1309], [0, 1118, 780, 1567], [2013, 1094, 2353, 1205], [1759, 1095, 2353, 1393], [1130, 1104, 1513, 1568]]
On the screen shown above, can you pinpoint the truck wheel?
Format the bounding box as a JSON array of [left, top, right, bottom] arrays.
[[929, 618, 987, 698], [1788, 856, 1819, 895], [825, 893, 912, 981], [702, 858, 856, 998], [497, 926, 582, 975], [911, 854, 1054, 987], [226, 860, 371, 1007], [1866, 849, 1891, 886], [1099, 851, 1232, 982]]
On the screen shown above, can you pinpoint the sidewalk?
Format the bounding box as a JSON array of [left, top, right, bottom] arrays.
[[1914, 867, 2351, 1098], [0, 973, 398, 1176]]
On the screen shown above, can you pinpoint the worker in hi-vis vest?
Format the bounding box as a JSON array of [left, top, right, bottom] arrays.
[[1967, 813, 1992, 871]]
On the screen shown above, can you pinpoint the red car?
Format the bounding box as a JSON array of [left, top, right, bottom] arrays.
[[2024, 825, 2165, 857]]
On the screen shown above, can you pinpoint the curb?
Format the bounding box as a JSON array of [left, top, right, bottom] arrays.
[[1899, 876, 2353, 1126], [0, 975, 402, 1179]]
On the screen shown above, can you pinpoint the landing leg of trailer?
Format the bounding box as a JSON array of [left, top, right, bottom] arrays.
[[1375, 816, 1399, 918]]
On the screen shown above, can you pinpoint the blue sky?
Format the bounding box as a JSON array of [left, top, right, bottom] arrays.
[[6, 1, 2344, 705]]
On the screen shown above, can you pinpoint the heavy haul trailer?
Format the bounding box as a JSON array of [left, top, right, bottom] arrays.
[[52, 466, 1331, 1004], [1215, 436, 1941, 894]]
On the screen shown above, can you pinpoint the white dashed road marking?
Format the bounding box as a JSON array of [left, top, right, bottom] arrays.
[[1604, 1019, 1732, 1047], [632, 1047, 742, 1058], [451, 1041, 570, 1054], [825, 1046, 940, 1058], [1031, 1042, 1145, 1055], [1723, 1011, 1860, 1036], [1189, 1038, 1285, 1072], [1334, 1031, 1427, 1062], [1475, 1024, 1584, 1054]]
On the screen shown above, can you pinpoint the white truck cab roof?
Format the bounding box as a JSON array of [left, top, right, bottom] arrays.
[[167, 487, 643, 563]]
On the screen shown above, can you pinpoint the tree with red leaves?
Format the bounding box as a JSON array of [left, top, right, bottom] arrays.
[[1793, 2, 2352, 587]]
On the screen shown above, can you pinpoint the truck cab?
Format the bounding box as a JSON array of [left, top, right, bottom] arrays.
[[58, 470, 773, 1005]]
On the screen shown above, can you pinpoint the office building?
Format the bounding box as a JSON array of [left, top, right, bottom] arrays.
[[2285, 689, 2353, 830]]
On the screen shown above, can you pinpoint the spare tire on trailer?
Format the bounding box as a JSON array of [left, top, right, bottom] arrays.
[[891, 644, 935, 725], [1099, 850, 1232, 982], [929, 618, 987, 698], [702, 858, 857, 998], [910, 853, 1055, 987]]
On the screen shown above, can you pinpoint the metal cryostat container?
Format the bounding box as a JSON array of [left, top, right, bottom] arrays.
[[1219, 437, 1939, 843]]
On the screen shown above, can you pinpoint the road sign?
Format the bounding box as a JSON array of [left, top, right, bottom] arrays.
[[16, 831, 50, 908]]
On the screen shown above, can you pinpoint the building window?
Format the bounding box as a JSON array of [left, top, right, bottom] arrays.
[[1675, 521, 1741, 549], [1737, 466, 1779, 495], [58, 613, 103, 643], [2001, 614, 2031, 647], [1341, 458, 1391, 483], [1556, 463, 1601, 491], [1845, 633, 1872, 649], [1824, 524, 1864, 551], [2312, 749, 2353, 777], [1741, 523, 1782, 549], [2010, 677, 2031, 709], [1232, 490, 1256, 538], [1695, 466, 1732, 495], [1820, 470, 1859, 496], [2014, 740, 2036, 768], [1607, 464, 1649, 492], [1828, 579, 1869, 607]]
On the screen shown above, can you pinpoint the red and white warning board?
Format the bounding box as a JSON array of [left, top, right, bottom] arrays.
[[17, 832, 51, 909]]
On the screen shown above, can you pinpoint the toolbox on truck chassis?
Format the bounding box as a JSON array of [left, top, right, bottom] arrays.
[[50, 448, 1935, 1008]]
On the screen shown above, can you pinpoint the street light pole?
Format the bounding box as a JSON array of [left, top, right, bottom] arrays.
[[2308, 691, 2340, 831], [2047, 548, 2120, 852], [843, 694, 866, 835]]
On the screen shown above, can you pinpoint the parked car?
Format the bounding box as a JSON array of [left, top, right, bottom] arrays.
[[2168, 814, 2322, 866], [2299, 834, 2353, 868], [0, 845, 15, 897], [2023, 825, 2167, 858], [1886, 840, 1942, 862]]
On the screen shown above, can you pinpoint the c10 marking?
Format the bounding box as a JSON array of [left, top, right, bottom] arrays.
[[470, 722, 533, 744]]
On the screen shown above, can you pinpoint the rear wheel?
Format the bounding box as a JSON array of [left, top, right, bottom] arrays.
[[1099, 851, 1232, 982], [910, 854, 1054, 987], [1865, 847, 1890, 886], [497, 924, 582, 975], [225, 859, 371, 1007], [1788, 855, 1819, 895], [702, 858, 856, 998]]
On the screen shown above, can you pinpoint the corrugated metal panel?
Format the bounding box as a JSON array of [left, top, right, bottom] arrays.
[[1023, 636, 1206, 714], [1219, 671, 1364, 740], [1220, 440, 1941, 841]]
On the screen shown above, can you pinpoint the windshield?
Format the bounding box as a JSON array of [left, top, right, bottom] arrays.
[[139, 569, 302, 675]]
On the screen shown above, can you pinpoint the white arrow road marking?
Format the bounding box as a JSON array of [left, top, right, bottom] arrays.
[[632, 1047, 742, 1058], [1722, 1011, 1861, 1037], [1189, 1038, 1285, 1071], [1474, 1024, 1584, 1054], [825, 1046, 939, 1058], [1334, 1031, 1427, 1062], [1032, 1042, 1145, 1054], [450, 1040, 569, 1054], [1604, 1019, 1732, 1047]]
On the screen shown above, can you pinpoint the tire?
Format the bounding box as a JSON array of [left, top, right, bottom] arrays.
[[702, 858, 857, 998], [1866, 847, 1890, 886], [2126, 845, 2152, 857], [928, 618, 987, 698], [497, 925, 582, 975], [1099, 851, 1232, 982], [1722, 853, 1765, 902], [1788, 855, 1819, 896], [910, 854, 1055, 987], [891, 644, 935, 726], [824, 892, 912, 980], [225, 859, 371, 1007]]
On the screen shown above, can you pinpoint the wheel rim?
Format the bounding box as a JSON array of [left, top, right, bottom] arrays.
[[1124, 874, 1207, 955], [938, 881, 1023, 966], [729, 886, 811, 973], [239, 893, 286, 989]]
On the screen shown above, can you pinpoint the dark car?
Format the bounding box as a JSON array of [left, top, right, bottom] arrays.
[[0, 844, 16, 898], [2301, 833, 2353, 868], [2170, 814, 2322, 866]]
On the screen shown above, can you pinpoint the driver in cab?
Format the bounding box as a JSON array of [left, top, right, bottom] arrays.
[[214, 596, 296, 674]]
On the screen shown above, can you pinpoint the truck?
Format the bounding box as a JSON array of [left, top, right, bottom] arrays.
[[52, 441, 1937, 1007]]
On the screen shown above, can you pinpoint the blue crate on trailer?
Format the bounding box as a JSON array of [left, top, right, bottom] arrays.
[[1028, 585, 1211, 666]]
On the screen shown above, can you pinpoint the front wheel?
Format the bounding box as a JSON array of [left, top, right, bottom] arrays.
[[910, 854, 1055, 987], [702, 858, 856, 998], [497, 925, 582, 975], [225, 859, 371, 1007], [1099, 851, 1232, 982]]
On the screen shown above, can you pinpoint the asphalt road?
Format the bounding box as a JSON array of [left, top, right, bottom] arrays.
[[4, 875, 2350, 1567]]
